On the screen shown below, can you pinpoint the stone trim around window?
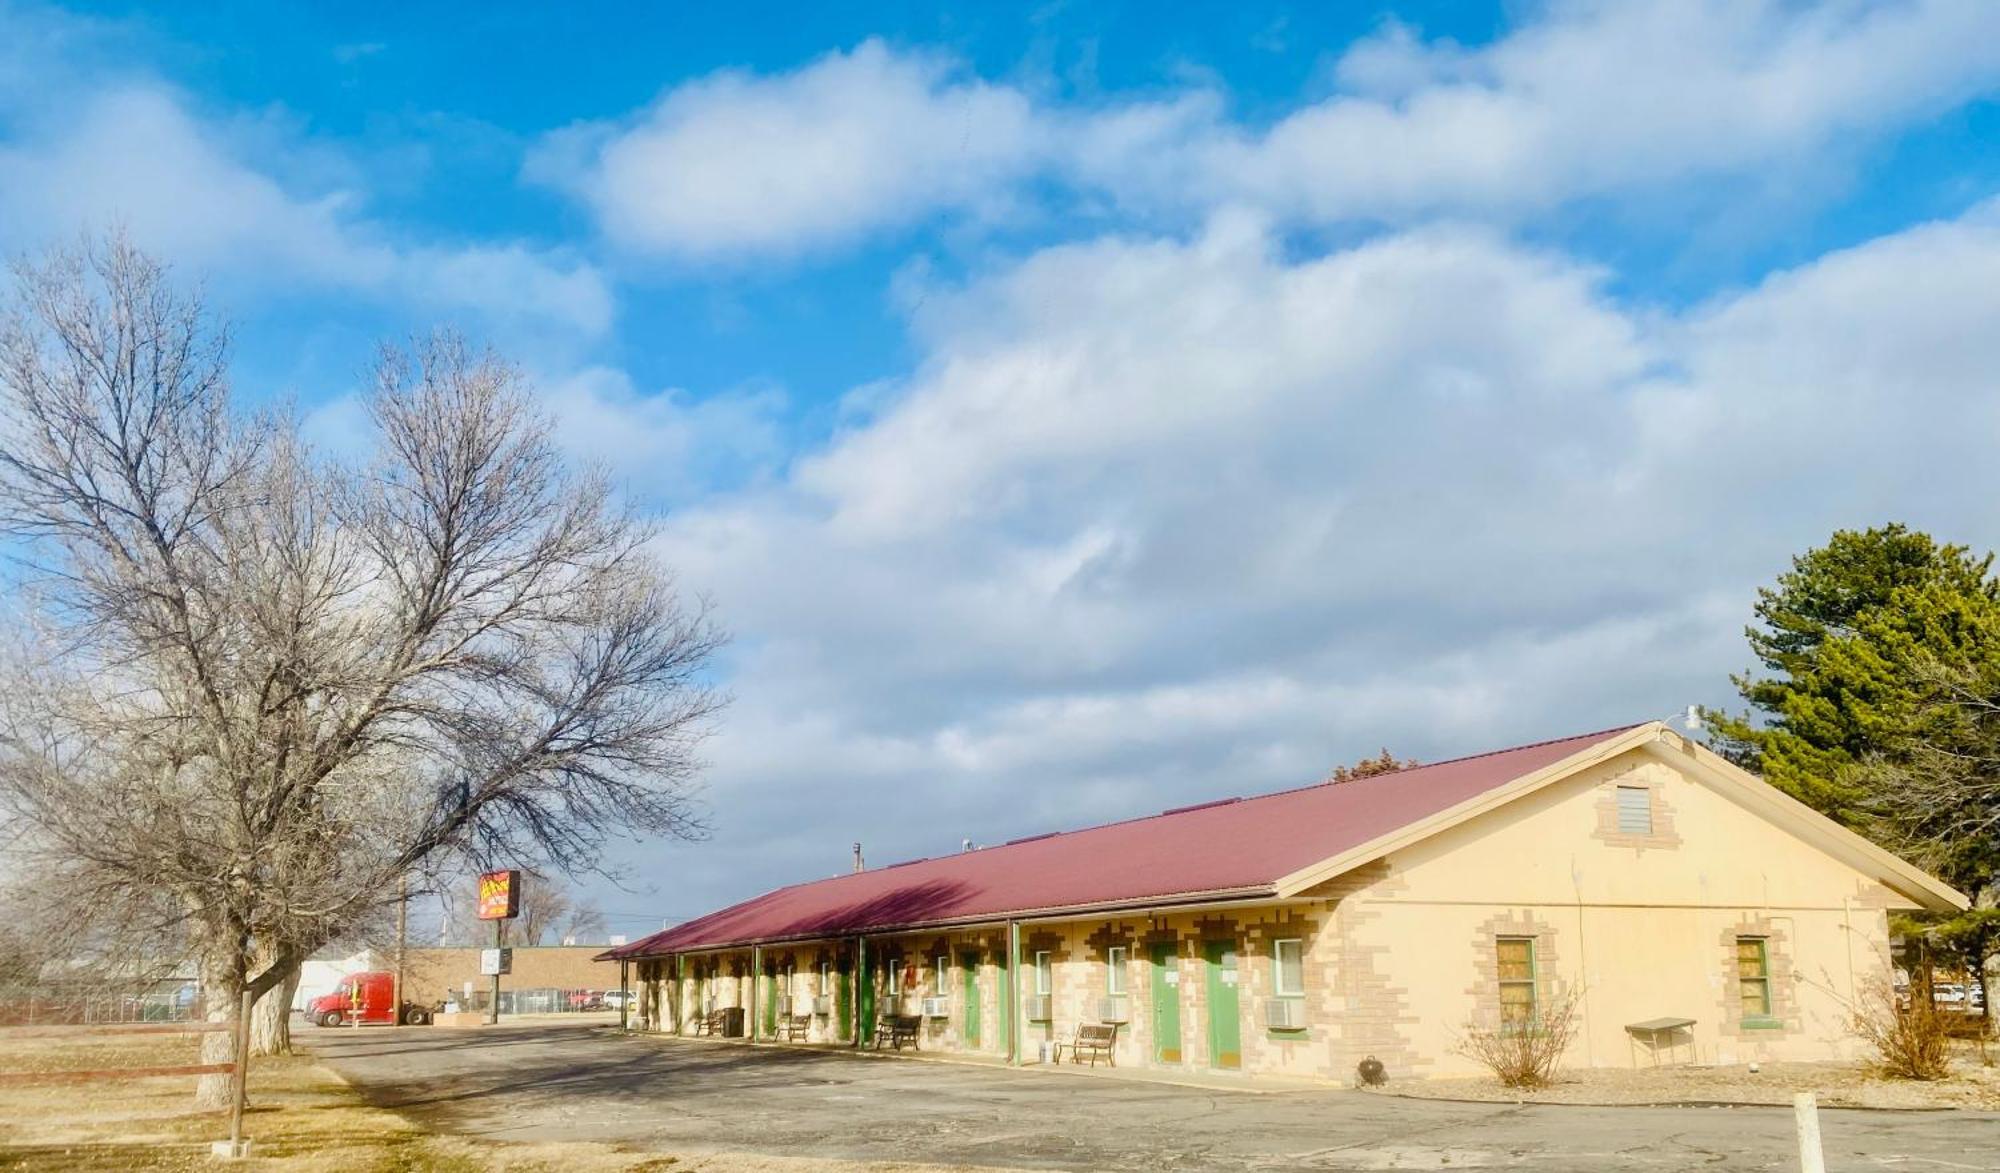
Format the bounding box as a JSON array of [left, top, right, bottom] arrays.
[[1085, 920, 1138, 960], [1591, 768, 1683, 852], [1244, 911, 1325, 1036], [1465, 911, 1564, 1031], [1719, 917, 1796, 1037]]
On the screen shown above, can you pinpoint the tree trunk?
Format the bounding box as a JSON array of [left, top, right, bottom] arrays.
[[250, 961, 301, 1056], [196, 948, 244, 1110]]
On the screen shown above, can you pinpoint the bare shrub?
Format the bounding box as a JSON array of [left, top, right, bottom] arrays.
[[1453, 986, 1581, 1088], [1851, 978, 1952, 1080]]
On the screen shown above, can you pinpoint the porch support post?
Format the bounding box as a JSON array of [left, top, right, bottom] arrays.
[[618, 958, 629, 1031], [674, 954, 685, 1035], [853, 935, 866, 1048], [1006, 919, 1021, 1065], [661, 955, 673, 1034], [749, 944, 762, 1043]]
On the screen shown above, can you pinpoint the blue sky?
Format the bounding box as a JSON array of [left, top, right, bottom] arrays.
[[6, 0, 2000, 939]]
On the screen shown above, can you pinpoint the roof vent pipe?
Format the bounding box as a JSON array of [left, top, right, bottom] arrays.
[[853, 842, 864, 873]]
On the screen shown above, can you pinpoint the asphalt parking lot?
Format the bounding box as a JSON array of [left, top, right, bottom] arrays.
[[312, 1022, 2000, 1171]]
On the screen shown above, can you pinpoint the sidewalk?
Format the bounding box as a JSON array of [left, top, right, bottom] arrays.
[[612, 1026, 1341, 1095]]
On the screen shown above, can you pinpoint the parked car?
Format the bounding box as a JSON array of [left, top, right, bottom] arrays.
[[601, 989, 632, 1010], [567, 990, 603, 1010], [306, 971, 435, 1027], [1932, 982, 1985, 1009]]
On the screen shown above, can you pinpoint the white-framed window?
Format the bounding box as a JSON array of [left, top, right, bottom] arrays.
[[1273, 938, 1304, 997], [1616, 784, 1653, 835], [1034, 950, 1053, 995], [1107, 946, 1127, 995], [820, 960, 831, 993], [935, 955, 949, 996]]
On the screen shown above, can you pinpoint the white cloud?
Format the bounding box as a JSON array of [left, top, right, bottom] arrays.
[[0, 86, 613, 338], [541, 367, 788, 501], [530, 39, 1043, 261], [638, 198, 2000, 902], [1194, 0, 2000, 222], [542, 2, 2000, 263]]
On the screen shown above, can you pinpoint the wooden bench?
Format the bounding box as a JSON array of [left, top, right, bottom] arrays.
[[781, 1013, 813, 1041], [1057, 1022, 1119, 1067], [873, 1014, 922, 1050], [692, 1009, 730, 1037]]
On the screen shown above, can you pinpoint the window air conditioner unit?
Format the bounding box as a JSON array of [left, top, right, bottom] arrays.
[[1028, 993, 1053, 1022], [921, 996, 951, 1018], [1097, 995, 1130, 1023], [1264, 998, 1306, 1030], [812, 995, 833, 1016], [776, 995, 792, 1014]]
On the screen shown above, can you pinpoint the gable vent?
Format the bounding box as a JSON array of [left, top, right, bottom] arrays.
[[1616, 785, 1653, 835]]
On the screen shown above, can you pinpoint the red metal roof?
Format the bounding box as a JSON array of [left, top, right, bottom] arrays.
[[607, 724, 1641, 959]]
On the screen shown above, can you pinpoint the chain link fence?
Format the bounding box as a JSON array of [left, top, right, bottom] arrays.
[[0, 980, 200, 1026], [440, 987, 625, 1016]]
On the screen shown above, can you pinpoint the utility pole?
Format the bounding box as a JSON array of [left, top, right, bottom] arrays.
[[393, 875, 408, 1027], [488, 914, 503, 1026], [476, 868, 519, 1026]]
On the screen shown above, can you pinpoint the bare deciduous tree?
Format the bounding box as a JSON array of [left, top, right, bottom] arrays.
[[1847, 660, 2000, 1036], [0, 236, 721, 1103]]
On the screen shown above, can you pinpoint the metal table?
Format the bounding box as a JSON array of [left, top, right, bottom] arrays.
[[1624, 1016, 1696, 1067]]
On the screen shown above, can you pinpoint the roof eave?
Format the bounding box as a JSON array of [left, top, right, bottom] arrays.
[[1645, 733, 1969, 913], [612, 884, 1289, 959], [1266, 722, 1968, 915], [1272, 722, 1665, 898]]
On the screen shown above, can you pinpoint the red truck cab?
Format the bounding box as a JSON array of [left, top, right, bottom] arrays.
[[307, 971, 431, 1027]]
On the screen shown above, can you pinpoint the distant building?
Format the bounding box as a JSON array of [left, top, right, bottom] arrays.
[[296, 946, 616, 1012], [400, 946, 616, 1008], [604, 722, 1963, 1079]]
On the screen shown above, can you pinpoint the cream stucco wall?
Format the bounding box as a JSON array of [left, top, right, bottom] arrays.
[[1308, 743, 1904, 1078]]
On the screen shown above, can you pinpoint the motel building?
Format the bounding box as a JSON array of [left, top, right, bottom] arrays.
[[604, 722, 1966, 1081]]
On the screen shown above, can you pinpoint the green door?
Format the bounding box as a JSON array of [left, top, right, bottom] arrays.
[[1150, 941, 1181, 1064], [1202, 940, 1241, 1070], [836, 960, 853, 1040], [961, 953, 982, 1047]]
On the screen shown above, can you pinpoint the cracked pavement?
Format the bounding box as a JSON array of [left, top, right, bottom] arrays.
[[312, 1023, 2000, 1171]]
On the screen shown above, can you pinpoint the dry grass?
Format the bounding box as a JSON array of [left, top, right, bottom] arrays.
[[1850, 980, 1953, 1080], [0, 1034, 977, 1171]]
